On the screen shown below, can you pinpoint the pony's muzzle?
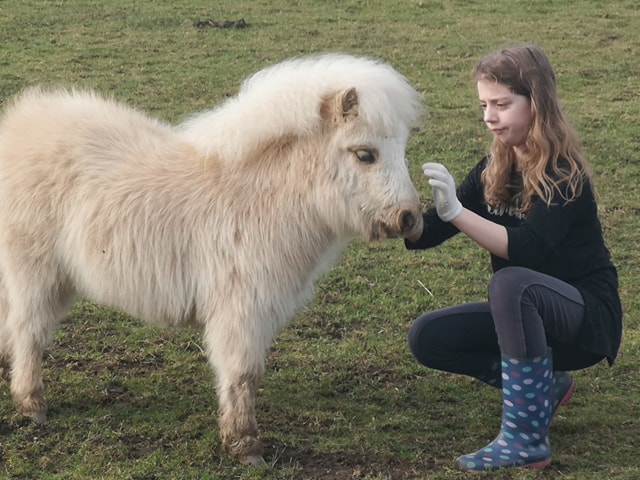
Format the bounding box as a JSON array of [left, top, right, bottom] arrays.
[[372, 207, 424, 240], [399, 208, 423, 239]]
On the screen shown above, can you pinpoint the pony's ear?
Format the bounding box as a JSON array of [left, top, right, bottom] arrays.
[[321, 87, 359, 123], [340, 87, 359, 118]]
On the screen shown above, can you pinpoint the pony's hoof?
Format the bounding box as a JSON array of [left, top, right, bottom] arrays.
[[25, 410, 47, 423], [240, 454, 266, 466]]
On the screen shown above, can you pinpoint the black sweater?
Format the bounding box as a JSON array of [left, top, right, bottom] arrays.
[[406, 157, 622, 365]]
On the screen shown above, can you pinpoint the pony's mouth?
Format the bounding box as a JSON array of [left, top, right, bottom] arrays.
[[401, 210, 422, 238], [369, 209, 422, 241], [370, 222, 396, 241]]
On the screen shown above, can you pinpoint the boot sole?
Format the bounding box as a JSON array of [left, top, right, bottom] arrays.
[[458, 457, 551, 473], [559, 378, 575, 407], [552, 377, 575, 423], [526, 458, 552, 470]]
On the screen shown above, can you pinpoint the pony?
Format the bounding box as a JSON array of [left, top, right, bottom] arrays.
[[0, 53, 424, 465]]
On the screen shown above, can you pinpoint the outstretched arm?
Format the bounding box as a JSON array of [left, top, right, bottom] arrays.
[[451, 208, 508, 260], [422, 162, 509, 260]]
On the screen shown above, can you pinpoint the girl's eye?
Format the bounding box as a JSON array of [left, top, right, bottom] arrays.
[[355, 149, 376, 164]]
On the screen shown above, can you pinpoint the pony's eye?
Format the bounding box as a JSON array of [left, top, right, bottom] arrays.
[[355, 149, 376, 164]]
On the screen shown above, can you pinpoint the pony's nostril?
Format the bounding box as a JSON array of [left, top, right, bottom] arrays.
[[401, 210, 416, 231]]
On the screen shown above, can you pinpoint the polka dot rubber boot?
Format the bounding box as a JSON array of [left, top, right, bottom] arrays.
[[475, 358, 501, 388], [475, 362, 573, 421], [551, 371, 574, 420], [456, 349, 553, 472]]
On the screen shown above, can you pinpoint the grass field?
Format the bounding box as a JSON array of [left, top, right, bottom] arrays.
[[1, 1, 639, 479]]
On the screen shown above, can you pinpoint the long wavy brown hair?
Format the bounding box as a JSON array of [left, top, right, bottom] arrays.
[[473, 44, 591, 214]]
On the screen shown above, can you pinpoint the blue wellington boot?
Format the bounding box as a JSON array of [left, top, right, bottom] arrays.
[[456, 349, 554, 472], [551, 371, 574, 419], [476, 360, 574, 420]]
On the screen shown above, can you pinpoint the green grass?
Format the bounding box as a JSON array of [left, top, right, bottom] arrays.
[[1, 1, 639, 479]]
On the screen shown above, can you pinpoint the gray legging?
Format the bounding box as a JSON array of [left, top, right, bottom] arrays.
[[408, 266, 604, 383]]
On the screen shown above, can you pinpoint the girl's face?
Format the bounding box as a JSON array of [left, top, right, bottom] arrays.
[[477, 80, 532, 150]]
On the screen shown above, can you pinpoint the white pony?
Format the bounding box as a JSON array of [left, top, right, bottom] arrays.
[[0, 54, 423, 465]]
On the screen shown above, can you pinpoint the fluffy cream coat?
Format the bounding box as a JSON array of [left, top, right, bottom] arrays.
[[0, 53, 423, 465]]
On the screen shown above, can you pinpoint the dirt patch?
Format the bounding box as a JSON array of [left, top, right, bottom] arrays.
[[266, 445, 432, 480], [193, 18, 249, 29]]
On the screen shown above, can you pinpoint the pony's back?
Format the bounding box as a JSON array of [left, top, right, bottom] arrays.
[[0, 88, 203, 325], [0, 87, 178, 170]]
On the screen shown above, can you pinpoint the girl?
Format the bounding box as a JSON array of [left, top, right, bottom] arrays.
[[405, 44, 622, 472]]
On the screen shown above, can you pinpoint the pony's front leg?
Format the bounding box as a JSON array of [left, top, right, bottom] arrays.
[[204, 319, 268, 466], [218, 364, 265, 465]]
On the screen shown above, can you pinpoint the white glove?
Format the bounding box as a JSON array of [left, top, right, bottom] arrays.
[[421, 162, 462, 222]]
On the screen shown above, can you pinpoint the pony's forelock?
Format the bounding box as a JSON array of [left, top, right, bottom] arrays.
[[179, 54, 423, 161], [240, 54, 423, 131]]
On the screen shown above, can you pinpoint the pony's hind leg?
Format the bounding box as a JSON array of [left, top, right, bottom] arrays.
[[4, 279, 73, 423], [0, 275, 11, 384], [0, 353, 10, 384], [9, 322, 49, 423]]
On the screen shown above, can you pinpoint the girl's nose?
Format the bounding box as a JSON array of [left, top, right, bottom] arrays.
[[483, 106, 496, 123]]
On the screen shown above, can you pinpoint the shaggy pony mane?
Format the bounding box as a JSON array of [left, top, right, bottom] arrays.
[[178, 53, 423, 162]]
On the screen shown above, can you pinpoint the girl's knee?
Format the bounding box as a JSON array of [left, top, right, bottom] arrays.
[[407, 314, 429, 356], [408, 311, 461, 369], [407, 313, 439, 366], [488, 266, 531, 298]]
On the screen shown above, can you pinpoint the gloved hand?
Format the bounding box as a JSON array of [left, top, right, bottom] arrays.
[[421, 162, 463, 222]]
